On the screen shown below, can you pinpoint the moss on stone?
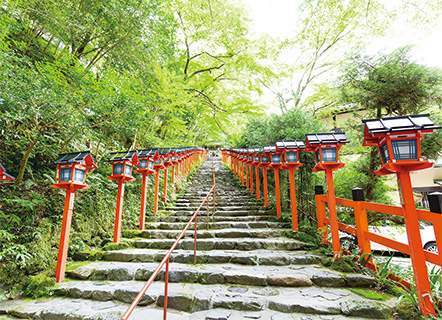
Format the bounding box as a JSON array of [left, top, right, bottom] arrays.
[[65, 260, 93, 271], [349, 288, 392, 301], [122, 230, 144, 238], [396, 298, 423, 320], [102, 240, 131, 251], [329, 258, 357, 273]]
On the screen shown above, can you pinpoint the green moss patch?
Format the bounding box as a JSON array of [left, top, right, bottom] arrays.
[[349, 288, 392, 302]]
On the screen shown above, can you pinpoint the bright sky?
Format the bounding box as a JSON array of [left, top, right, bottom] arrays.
[[244, 0, 442, 68], [243, 0, 442, 113]]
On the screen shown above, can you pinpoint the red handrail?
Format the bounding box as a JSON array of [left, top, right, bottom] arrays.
[[121, 160, 215, 320]]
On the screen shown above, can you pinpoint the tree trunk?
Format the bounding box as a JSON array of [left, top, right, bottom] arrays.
[[14, 130, 43, 186]]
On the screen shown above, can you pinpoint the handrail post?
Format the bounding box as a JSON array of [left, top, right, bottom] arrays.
[[352, 188, 372, 259], [315, 185, 328, 244], [194, 212, 198, 265], [207, 197, 209, 230], [212, 158, 216, 213], [163, 258, 169, 320]]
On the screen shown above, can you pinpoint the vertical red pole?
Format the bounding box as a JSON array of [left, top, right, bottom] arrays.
[[326, 169, 341, 258], [153, 169, 160, 214], [246, 164, 249, 189], [113, 179, 125, 243], [263, 167, 268, 207], [398, 171, 435, 316], [275, 168, 281, 218], [289, 168, 298, 231], [250, 165, 254, 194], [55, 187, 75, 283], [162, 167, 168, 203], [171, 165, 175, 197], [163, 258, 169, 320], [352, 189, 372, 258], [241, 162, 245, 186], [256, 166, 260, 200], [315, 187, 328, 244], [139, 173, 148, 230]]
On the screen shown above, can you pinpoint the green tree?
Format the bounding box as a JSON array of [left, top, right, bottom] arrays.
[[336, 47, 442, 202]]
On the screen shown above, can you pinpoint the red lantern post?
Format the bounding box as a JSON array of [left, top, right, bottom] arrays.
[[246, 149, 254, 194], [305, 133, 348, 258], [51, 151, 97, 282], [107, 151, 139, 244], [159, 148, 173, 203], [267, 146, 283, 218], [362, 114, 441, 316], [260, 147, 272, 207], [276, 140, 305, 231], [152, 151, 165, 214], [135, 149, 156, 230], [252, 148, 261, 200]]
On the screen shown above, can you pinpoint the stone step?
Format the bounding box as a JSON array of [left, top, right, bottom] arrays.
[[173, 201, 261, 206], [0, 298, 391, 320], [0, 298, 190, 320], [147, 215, 275, 223], [135, 228, 286, 240], [66, 261, 377, 290], [51, 280, 393, 318], [165, 206, 267, 211], [161, 210, 273, 217], [146, 221, 281, 230], [99, 249, 318, 265], [130, 238, 305, 251]]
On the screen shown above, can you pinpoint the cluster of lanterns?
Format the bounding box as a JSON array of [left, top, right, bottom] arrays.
[[221, 133, 349, 232], [222, 114, 441, 316], [50, 147, 207, 282]]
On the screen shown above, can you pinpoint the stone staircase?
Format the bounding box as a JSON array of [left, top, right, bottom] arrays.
[[0, 158, 396, 320]]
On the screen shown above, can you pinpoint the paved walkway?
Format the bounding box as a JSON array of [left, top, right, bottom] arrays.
[[0, 158, 396, 319]]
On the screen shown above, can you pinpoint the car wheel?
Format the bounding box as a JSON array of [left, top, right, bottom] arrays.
[[424, 241, 438, 254]]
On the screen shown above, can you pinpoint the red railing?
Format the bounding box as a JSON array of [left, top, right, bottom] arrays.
[[121, 159, 215, 320], [315, 188, 442, 301]]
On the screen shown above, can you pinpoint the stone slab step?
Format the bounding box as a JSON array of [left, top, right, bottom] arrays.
[[161, 210, 273, 217], [67, 261, 378, 290], [100, 249, 318, 266], [0, 297, 390, 320], [0, 298, 188, 320], [52, 280, 393, 318], [146, 221, 281, 230], [147, 215, 275, 223], [130, 238, 305, 251], [136, 228, 286, 240], [164, 206, 267, 212]]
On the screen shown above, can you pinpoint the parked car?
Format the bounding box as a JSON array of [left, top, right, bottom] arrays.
[[339, 222, 437, 253]]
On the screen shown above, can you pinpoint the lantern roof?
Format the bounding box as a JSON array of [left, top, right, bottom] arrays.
[[106, 151, 138, 163], [362, 114, 439, 134], [248, 148, 255, 154], [53, 151, 97, 169], [158, 148, 171, 156], [305, 133, 349, 145], [137, 149, 158, 158], [263, 145, 276, 154], [0, 163, 15, 181], [254, 148, 262, 154], [275, 140, 305, 151]]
